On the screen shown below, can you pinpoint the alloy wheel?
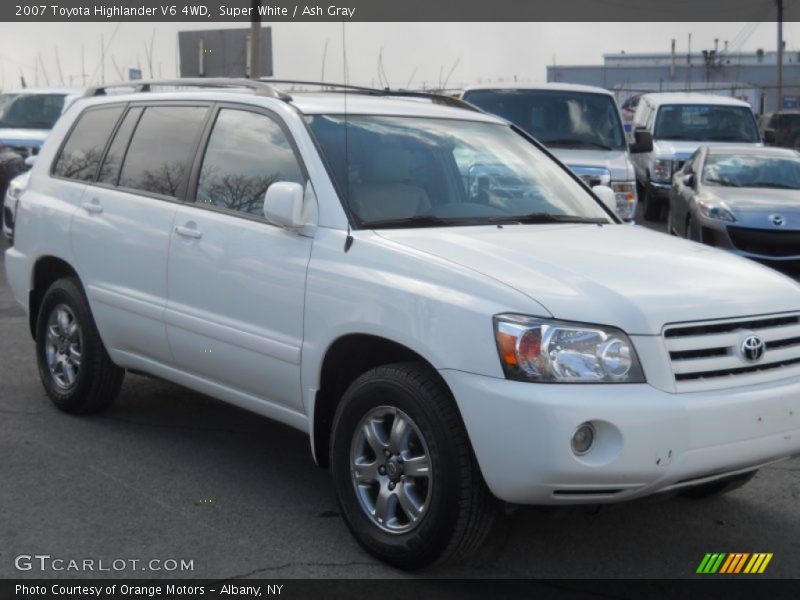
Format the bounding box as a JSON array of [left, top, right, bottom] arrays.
[[44, 304, 82, 389]]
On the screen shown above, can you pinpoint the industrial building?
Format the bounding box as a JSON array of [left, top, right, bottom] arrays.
[[547, 48, 800, 114]]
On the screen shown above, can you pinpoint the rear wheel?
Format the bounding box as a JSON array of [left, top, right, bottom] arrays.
[[35, 277, 124, 414], [686, 214, 701, 242], [330, 363, 497, 569], [681, 471, 757, 499]]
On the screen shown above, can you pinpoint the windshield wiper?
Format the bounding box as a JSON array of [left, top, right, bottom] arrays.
[[541, 138, 615, 151], [487, 213, 609, 225], [705, 177, 742, 187], [704, 135, 753, 142], [750, 181, 800, 190], [362, 215, 472, 229]]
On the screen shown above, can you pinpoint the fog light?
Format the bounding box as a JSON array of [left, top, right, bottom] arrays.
[[571, 423, 595, 456]]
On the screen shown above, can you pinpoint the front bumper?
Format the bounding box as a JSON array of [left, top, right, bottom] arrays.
[[696, 217, 800, 262], [441, 369, 800, 505]]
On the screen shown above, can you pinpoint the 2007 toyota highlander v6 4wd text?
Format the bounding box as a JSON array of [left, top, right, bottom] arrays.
[[5, 79, 800, 569]]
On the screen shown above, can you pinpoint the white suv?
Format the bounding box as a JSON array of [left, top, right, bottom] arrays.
[[5, 79, 800, 569]]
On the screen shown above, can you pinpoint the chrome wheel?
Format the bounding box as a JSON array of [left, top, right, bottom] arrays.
[[350, 406, 432, 534], [44, 304, 82, 390]]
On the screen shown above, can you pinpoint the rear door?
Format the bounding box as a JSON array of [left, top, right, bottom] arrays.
[[70, 102, 210, 365], [165, 105, 312, 411]]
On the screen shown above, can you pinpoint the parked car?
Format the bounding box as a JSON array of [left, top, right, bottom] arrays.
[[0, 88, 82, 158], [759, 110, 800, 150], [0, 143, 25, 228], [631, 93, 761, 221], [461, 83, 648, 222], [6, 79, 800, 569], [3, 170, 30, 242], [620, 93, 642, 135], [669, 145, 800, 262]]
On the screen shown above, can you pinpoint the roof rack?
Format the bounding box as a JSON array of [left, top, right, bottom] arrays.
[[258, 78, 481, 112], [83, 78, 291, 100]]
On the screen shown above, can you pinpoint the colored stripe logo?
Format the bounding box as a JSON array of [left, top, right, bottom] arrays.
[[697, 553, 773, 574]]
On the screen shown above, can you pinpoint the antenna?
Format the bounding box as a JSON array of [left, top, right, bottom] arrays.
[[342, 20, 353, 253]]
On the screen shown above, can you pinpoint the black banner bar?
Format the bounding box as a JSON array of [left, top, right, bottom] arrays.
[[2, 579, 800, 600], [1, 0, 796, 23]]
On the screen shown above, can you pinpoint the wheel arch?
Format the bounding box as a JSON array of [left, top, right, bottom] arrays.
[[28, 255, 82, 340], [311, 333, 455, 468]]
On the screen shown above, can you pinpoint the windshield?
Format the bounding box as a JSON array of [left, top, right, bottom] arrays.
[[306, 115, 612, 228], [462, 89, 626, 151], [654, 104, 759, 142], [703, 154, 800, 189], [0, 93, 67, 130]]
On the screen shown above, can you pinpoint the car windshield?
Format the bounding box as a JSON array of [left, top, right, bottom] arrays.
[[0, 93, 67, 130], [654, 104, 759, 142], [306, 115, 612, 228], [462, 89, 626, 151], [703, 154, 800, 189]]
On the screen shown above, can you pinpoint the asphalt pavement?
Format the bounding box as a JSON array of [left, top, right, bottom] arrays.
[[1, 217, 798, 580]]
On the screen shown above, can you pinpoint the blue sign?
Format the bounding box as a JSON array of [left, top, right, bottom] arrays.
[[128, 68, 142, 81], [782, 95, 799, 109]]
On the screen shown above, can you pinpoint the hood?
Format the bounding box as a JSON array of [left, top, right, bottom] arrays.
[[703, 186, 800, 227], [376, 224, 800, 335], [653, 139, 760, 159], [0, 128, 48, 148], [549, 148, 634, 181]]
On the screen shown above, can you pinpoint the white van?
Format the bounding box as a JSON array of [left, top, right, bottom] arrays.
[[462, 83, 645, 222]]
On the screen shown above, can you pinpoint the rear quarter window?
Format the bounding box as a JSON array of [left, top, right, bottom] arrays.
[[52, 105, 124, 182]]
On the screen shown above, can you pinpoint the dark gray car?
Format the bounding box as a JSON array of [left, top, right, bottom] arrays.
[[668, 145, 800, 263]]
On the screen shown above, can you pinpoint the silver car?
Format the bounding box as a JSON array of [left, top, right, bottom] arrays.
[[668, 145, 800, 263]]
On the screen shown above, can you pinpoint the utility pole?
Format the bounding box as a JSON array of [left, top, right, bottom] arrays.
[[249, 0, 261, 79], [777, 0, 784, 111]]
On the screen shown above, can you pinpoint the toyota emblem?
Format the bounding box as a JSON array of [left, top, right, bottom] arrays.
[[770, 214, 785, 227], [740, 335, 765, 363]]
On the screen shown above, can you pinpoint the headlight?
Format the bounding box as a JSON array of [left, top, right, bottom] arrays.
[[652, 159, 673, 183], [611, 181, 637, 220], [697, 200, 736, 222], [493, 314, 645, 383]]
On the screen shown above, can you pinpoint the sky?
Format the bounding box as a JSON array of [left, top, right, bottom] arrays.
[[0, 21, 797, 91]]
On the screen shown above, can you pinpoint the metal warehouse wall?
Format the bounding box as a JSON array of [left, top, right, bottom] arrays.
[[547, 62, 800, 114]]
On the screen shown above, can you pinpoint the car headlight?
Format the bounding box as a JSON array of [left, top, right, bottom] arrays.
[[697, 200, 736, 222], [611, 181, 637, 220], [652, 159, 673, 183], [494, 314, 645, 383]]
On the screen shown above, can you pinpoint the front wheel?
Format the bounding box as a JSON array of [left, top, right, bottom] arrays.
[[642, 184, 663, 221], [330, 363, 497, 569], [35, 277, 124, 414]]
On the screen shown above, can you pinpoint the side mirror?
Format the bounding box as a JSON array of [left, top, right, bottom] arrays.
[[629, 130, 653, 154], [263, 181, 305, 228], [683, 173, 695, 187], [763, 129, 776, 144], [24, 155, 37, 169], [592, 184, 617, 214]]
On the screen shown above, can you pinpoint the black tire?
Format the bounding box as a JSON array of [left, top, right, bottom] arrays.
[[666, 202, 676, 235], [681, 470, 757, 499], [35, 277, 124, 414], [642, 183, 662, 221], [686, 214, 701, 242], [330, 362, 497, 569]]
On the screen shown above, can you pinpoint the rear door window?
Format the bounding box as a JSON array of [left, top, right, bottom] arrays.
[[97, 107, 143, 185], [53, 105, 124, 182], [118, 105, 208, 198]]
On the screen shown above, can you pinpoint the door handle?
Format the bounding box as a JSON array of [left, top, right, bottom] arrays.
[[174, 225, 202, 239], [82, 200, 103, 214]]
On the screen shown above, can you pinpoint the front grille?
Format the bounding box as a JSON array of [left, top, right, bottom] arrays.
[[728, 226, 800, 258], [664, 313, 800, 391]]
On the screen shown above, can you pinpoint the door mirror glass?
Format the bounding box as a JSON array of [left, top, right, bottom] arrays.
[[264, 182, 305, 228], [683, 173, 694, 187], [629, 130, 653, 154], [592, 184, 617, 214]]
